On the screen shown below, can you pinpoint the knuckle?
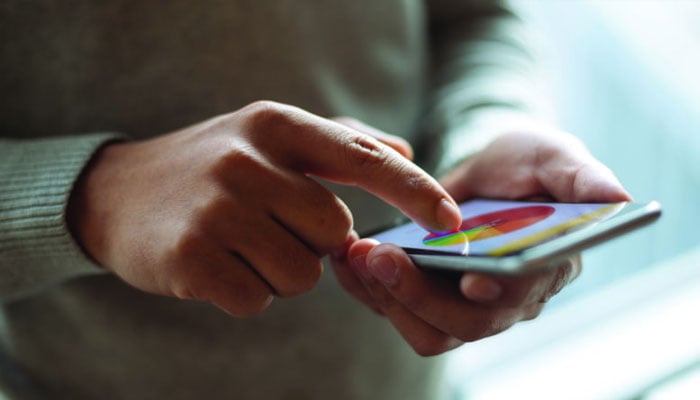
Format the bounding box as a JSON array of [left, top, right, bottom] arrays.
[[212, 144, 264, 180], [170, 278, 197, 301], [544, 262, 574, 301], [526, 262, 575, 306], [298, 187, 353, 254], [333, 116, 358, 126], [522, 303, 545, 321], [503, 280, 537, 307], [165, 259, 210, 303], [224, 292, 274, 318], [166, 244, 208, 297], [413, 344, 441, 358], [242, 100, 284, 116], [275, 259, 323, 298], [565, 163, 589, 201], [410, 335, 456, 357], [218, 277, 274, 317], [201, 194, 235, 222], [237, 293, 274, 317], [320, 202, 353, 251], [404, 170, 433, 192], [241, 100, 295, 131], [335, 203, 354, 237], [456, 313, 509, 343], [343, 135, 388, 171], [502, 273, 552, 306], [166, 225, 278, 318], [570, 254, 583, 281], [172, 228, 205, 260]]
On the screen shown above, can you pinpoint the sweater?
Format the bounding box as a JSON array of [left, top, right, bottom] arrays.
[[0, 1, 543, 398]]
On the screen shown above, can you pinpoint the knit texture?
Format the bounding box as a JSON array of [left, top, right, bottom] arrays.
[[0, 134, 119, 300], [0, 1, 542, 398]]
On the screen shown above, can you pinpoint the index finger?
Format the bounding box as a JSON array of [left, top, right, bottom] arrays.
[[244, 102, 461, 232]]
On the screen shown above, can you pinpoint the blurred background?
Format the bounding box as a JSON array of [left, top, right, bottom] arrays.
[[445, 1, 700, 399]]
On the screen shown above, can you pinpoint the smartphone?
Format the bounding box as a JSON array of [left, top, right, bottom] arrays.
[[371, 199, 661, 274]]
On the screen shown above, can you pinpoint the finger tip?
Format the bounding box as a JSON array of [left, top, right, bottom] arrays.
[[368, 242, 406, 259], [619, 189, 634, 202], [579, 164, 633, 203], [598, 179, 633, 202], [367, 243, 415, 277], [434, 198, 462, 232], [347, 237, 380, 258], [331, 231, 360, 259], [367, 252, 400, 287], [460, 274, 502, 303]]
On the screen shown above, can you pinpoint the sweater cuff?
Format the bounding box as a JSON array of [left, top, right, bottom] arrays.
[[0, 133, 124, 300]]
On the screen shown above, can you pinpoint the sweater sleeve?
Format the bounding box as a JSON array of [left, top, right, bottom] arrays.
[[422, 0, 554, 176], [0, 133, 122, 302]]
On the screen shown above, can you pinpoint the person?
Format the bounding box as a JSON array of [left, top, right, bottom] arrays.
[[0, 1, 630, 399]]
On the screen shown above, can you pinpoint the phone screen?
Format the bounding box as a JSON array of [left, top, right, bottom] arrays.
[[372, 199, 626, 257]]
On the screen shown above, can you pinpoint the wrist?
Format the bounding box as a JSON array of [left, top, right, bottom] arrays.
[[66, 141, 126, 270]]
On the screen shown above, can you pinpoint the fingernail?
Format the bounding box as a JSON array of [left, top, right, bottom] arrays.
[[436, 198, 461, 232], [351, 255, 372, 281], [462, 276, 502, 303], [368, 254, 399, 287]]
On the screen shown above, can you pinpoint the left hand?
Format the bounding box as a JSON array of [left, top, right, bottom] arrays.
[[331, 128, 631, 356]]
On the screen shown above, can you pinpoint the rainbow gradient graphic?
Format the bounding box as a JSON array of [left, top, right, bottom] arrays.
[[423, 205, 555, 246]]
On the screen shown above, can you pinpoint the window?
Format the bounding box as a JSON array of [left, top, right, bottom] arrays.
[[446, 2, 700, 398]]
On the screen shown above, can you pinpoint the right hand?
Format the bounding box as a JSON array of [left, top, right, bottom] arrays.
[[67, 101, 461, 317]]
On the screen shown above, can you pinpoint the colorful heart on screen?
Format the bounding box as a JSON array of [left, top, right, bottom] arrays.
[[423, 205, 555, 246]]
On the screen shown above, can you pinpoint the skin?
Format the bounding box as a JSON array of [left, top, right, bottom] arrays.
[[68, 101, 631, 356], [66, 101, 462, 317], [331, 127, 632, 356]]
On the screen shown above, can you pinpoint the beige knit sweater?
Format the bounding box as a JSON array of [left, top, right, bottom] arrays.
[[0, 1, 543, 398]]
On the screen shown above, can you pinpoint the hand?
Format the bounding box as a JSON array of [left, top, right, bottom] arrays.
[[440, 129, 631, 203], [66, 101, 462, 317], [331, 128, 631, 356]]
